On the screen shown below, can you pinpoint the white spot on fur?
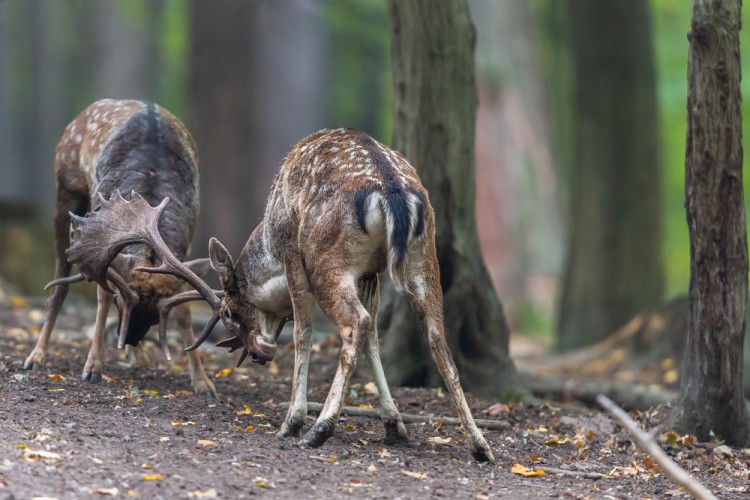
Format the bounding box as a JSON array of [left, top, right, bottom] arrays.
[[412, 275, 427, 300]]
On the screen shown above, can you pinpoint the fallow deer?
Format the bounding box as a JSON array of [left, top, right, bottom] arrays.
[[62, 128, 494, 462], [23, 99, 216, 396]]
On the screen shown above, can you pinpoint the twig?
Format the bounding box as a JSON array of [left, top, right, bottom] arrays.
[[278, 401, 510, 430], [596, 394, 717, 500], [537, 467, 607, 480]]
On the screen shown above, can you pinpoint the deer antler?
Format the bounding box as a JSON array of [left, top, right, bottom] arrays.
[[64, 192, 224, 350]]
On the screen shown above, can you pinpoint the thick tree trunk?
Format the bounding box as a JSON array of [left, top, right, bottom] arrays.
[[556, 0, 664, 350], [677, 0, 749, 446], [381, 0, 516, 399]]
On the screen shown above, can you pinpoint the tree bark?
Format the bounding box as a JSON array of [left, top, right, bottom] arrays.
[[381, 0, 516, 399], [677, 0, 749, 446], [556, 0, 664, 350]]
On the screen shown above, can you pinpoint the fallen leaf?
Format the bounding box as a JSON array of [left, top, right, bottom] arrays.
[[143, 474, 163, 481], [367, 464, 379, 477], [214, 368, 232, 378], [663, 369, 679, 384], [235, 404, 252, 415], [245, 425, 255, 432], [25, 450, 61, 461], [427, 436, 452, 445], [328, 456, 337, 463], [197, 439, 216, 447], [47, 374, 64, 381], [376, 448, 391, 458], [187, 488, 218, 498], [268, 360, 280, 375], [89, 487, 119, 496], [511, 464, 545, 477], [363, 382, 379, 395], [253, 476, 271, 488], [11, 296, 27, 308], [143, 390, 159, 396], [17, 444, 30, 450], [401, 470, 427, 480], [485, 403, 507, 416], [141, 463, 154, 469], [89, 456, 104, 465], [663, 431, 679, 446], [357, 402, 373, 409]]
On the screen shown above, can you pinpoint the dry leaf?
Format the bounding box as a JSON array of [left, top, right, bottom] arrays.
[[11, 296, 27, 308], [143, 390, 158, 396], [197, 439, 216, 447], [214, 368, 232, 378], [328, 456, 337, 463], [187, 488, 218, 498], [143, 473, 163, 481], [268, 360, 279, 375], [363, 382, 379, 396], [401, 470, 427, 480], [427, 436, 452, 445], [357, 402, 373, 409], [367, 464, 379, 477], [89, 487, 119, 496], [17, 444, 30, 450], [511, 464, 545, 477], [47, 374, 64, 381], [253, 476, 271, 488], [235, 404, 252, 415], [376, 448, 391, 458], [245, 425, 255, 433], [141, 463, 154, 469], [485, 403, 507, 416]]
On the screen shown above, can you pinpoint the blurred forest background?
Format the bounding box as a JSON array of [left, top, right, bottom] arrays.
[[2, 0, 750, 354]]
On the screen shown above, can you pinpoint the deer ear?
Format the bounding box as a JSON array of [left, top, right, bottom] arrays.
[[208, 237, 235, 288], [183, 258, 212, 277]]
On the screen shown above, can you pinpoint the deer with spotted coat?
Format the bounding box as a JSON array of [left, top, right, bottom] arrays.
[[23, 99, 216, 396], [63, 128, 494, 462]]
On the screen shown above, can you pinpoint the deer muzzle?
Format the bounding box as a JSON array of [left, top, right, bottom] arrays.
[[249, 335, 277, 365]]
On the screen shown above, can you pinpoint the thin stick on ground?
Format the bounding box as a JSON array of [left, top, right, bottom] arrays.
[[596, 394, 718, 500], [537, 467, 607, 480], [278, 401, 511, 430]]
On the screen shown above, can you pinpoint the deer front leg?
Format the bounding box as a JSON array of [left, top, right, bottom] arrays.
[[175, 302, 217, 397], [278, 255, 314, 438], [299, 282, 369, 448], [82, 286, 113, 382], [358, 275, 408, 444]]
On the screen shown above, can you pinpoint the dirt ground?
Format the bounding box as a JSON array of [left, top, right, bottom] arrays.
[[1, 291, 749, 499]]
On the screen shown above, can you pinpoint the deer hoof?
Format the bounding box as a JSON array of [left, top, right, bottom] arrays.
[[82, 371, 102, 384], [383, 418, 409, 445], [278, 416, 303, 438], [470, 441, 495, 463], [23, 352, 45, 371], [298, 421, 333, 448]]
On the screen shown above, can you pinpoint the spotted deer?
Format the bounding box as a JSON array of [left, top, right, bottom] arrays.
[[63, 128, 494, 462], [23, 99, 216, 396]]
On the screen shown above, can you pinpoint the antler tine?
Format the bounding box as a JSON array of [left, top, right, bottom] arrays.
[[155, 290, 224, 361], [45, 273, 85, 290], [184, 312, 221, 351]]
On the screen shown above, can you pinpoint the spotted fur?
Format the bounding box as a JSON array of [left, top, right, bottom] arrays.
[[24, 99, 215, 396]]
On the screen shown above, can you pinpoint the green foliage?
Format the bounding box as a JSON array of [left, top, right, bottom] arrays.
[[323, 0, 393, 144]]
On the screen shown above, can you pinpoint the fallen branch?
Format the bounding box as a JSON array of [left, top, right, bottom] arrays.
[[537, 467, 607, 480], [279, 401, 511, 430], [522, 372, 676, 410], [596, 394, 717, 500]]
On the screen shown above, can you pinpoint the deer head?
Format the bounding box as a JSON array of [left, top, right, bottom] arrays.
[[59, 191, 271, 365]]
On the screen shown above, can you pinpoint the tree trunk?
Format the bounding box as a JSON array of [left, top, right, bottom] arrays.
[[677, 0, 749, 446], [381, 0, 516, 399], [556, 0, 664, 350], [187, 0, 259, 258]]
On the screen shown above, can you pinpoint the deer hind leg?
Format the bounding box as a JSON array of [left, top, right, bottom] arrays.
[[359, 274, 409, 444], [408, 265, 495, 463], [278, 255, 315, 438], [24, 190, 88, 371], [299, 277, 370, 448], [82, 286, 113, 383], [174, 302, 217, 397]]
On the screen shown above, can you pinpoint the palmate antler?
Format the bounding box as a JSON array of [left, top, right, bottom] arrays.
[[57, 191, 224, 352]]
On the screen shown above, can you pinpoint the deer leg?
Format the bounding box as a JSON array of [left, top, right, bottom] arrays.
[[126, 344, 151, 368], [299, 280, 370, 448], [174, 302, 217, 397], [24, 192, 87, 371], [358, 274, 409, 444], [82, 286, 113, 383], [278, 256, 314, 438], [408, 268, 494, 463]]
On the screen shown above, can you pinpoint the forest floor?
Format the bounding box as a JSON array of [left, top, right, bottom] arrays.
[[1, 286, 749, 499]]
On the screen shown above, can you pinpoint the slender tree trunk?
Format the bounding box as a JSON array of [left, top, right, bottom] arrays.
[[677, 0, 749, 446], [381, 0, 516, 399], [556, 0, 664, 350]]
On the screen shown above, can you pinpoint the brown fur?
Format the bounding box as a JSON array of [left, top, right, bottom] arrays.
[[209, 129, 494, 461], [24, 99, 215, 396]]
